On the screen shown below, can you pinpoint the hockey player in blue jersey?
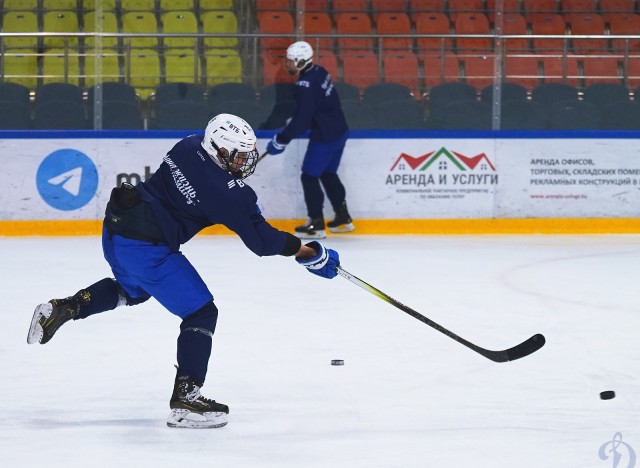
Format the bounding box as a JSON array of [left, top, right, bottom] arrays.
[[27, 114, 340, 429], [267, 40, 355, 239]]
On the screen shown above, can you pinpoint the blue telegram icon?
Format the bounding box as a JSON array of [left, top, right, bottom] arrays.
[[36, 149, 98, 211]]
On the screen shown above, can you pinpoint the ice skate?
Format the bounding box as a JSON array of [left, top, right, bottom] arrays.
[[167, 375, 229, 429], [327, 202, 355, 233], [294, 217, 326, 239], [27, 296, 81, 345]]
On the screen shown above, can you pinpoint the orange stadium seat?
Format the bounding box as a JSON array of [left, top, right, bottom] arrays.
[[302, 12, 334, 50], [461, 54, 495, 89], [540, 54, 580, 85], [570, 13, 606, 53], [531, 14, 567, 53], [317, 50, 339, 80], [258, 11, 294, 52], [560, 0, 597, 19], [422, 53, 460, 86], [609, 14, 640, 52], [581, 53, 623, 86], [332, 0, 368, 13], [382, 52, 421, 93], [600, 0, 635, 22], [523, 0, 558, 21], [448, 0, 484, 21], [305, 0, 329, 11], [455, 13, 491, 51], [504, 53, 541, 89], [626, 58, 640, 89], [371, 0, 406, 15], [336, 13, 374, 50], [376, 13, 413, 51], [415, 13, 452, 54], [486, 0, 521, 21], [261, 52, 295, 86], [501, 13, 529, 51], [409, 0, 446, 20], [256, 0, 290, 11], [340, 50, 380, 90]]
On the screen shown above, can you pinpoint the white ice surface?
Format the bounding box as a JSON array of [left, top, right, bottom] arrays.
[[2, 235, 639, 468]]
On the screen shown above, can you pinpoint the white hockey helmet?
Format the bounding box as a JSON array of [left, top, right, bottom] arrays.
[[286, 40, 313, 71], [202, 113, 259, 179]]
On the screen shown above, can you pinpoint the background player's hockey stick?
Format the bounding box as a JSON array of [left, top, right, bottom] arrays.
[[337, 266, 545, 363], [258, 150, 269, 163]]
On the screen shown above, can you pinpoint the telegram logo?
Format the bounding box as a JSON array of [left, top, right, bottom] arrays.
[[36, 149, 98, 211]]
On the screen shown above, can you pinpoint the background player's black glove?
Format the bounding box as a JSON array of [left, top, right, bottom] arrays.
[[296, 241, 340, 279], [266, 135, 287, 155]]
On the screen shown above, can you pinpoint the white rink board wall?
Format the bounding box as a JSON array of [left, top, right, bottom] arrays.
[[2, 134, 640, 220]]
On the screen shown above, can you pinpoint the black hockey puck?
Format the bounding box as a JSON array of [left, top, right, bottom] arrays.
[[331, 359, 344, 366], [600, 391, 616, 400]]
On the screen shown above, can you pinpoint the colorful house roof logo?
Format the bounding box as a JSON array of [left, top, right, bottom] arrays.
[[390, 147, 496, 172]]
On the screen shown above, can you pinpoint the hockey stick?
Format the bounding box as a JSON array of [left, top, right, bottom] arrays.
[[258, 150, 269, 163], [336, 266, 545, 363]]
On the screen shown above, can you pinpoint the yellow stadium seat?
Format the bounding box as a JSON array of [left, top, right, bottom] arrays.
[[165, 51, 201, 83], [120, 0, 157, 10], [2, 50, 38, 88], [80, 0, 118, 9], [3, 0, 39, 9], [2, 12, 38, 49], [199, 0, 234, 10], [84, 51, 122, 86], [162, 11, 198, 49], [83, 11, 119, 48], [42, 48, 82, 85], [202, 11, 238, 49], [204, 49, 242, 85], [42, 0, 79, 9], [42, 11, 80, 48], [122, 12, 159, 49], [125, 49, 161, 98], [160, 0, 195, 10]]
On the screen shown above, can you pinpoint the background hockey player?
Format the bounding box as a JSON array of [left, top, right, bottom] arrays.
[[266, 40, 354, 239], [27, 114, 340, 429]]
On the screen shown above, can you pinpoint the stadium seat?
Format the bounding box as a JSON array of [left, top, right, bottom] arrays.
[[199, 0, 234, 9], [626, 60, 640, 89], [35, 83, 83, 107], [155, 101, 210, 129], [2, 52, 38, 88], [99, 101, 144, 129], [427, 82, 478, 127], [83, 51, 122, 86], [125, 49, 161, 98], [409, 0, 446, 21], [212, 99, 268, 129], [83, 11, 119, 49], [204, 50, 242, 85], [0, 82, 31, 104], [42, 49, 81, 85], [256, 0, 290, 11], [501, 13, 529, 51], [332, 0, 368, 13], [461, 54, 495, 89], [441, 100, 492, 129], [202, 11, 239, 49], [382, 53, 421, 93], [369, 99, 426, 129], [336, 13, 374, 50], [341, 100, 376, 129], [259, 98, 297, 129], [570, 13, 606, 53], [153, 83, 204, 110], [122, 12, 159, 49], [422, 53, 460, 86], [486, 0, 521, 21], [370, 0, 405, 14], [3, 0, 38, 9], [480, 82, 529, 104], [305, 0, 328, 11], [581, 54, 623, 86], [2, 12, 38, 49], [415, 13, 452, 53], [547, 100, 600, 129], [523, 0, 559, 21], [258, 11, 294, 52], [160, 0, 195, 11], [600, 0, 635, 23], [539, 54, 580, 85], [317, 50, 339, 81], [165, 51, 201, 84], [207, 83, 256, 106], [34, 100, 87, 129], [363, 83, 414, 105], [0, 101, 32, 129], [560, 0, 597, 20], [448, 0, 484, 21], [454, 13, 491, 51], [42, 0, 78, 9], [334, 82, 361, 102], [302, 12, 334, 50], [261, 52, 295, 86], [500, 100, 548, 129], [260, 82, 296, 105], [83, 0, 117, 8], [120, 0, 156, 10], [609, 14, 640, 52], [42, 11, 80, 48], [504, 53, 541, 89], [531, 82, 579, 105], [340, 51, 380, 90], [376, 13, 413, 51], [531, 14, 567, 53], [162, 11, 199, 50], [600, 100, 640, 129], [583, 83, 629, 108], [87, 82, 139, 105]]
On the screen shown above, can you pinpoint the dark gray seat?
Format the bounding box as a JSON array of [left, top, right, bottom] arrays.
[[600, 100, 640, 130], [547, 100, 600, 129]]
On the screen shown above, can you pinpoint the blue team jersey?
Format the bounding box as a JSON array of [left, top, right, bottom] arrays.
[[137, 134, 289, 256], [278, 64, 348, 144]]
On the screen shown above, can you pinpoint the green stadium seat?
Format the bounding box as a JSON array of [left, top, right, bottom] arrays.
[[42, 49, 81, 85], [162, 11, 199, 50], [122, 12, 159, 49], [204, 49, 242, 86], [202, 11, 239, 49]]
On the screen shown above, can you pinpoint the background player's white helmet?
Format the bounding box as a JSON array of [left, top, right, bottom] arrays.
[[202, 113, 259, 179], [286, 41, 313, 71]]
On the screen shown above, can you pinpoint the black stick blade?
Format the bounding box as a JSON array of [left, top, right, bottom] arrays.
[[505, 333, 546, 362]]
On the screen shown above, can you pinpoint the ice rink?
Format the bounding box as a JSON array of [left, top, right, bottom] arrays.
[[2, 234, 639, 467]]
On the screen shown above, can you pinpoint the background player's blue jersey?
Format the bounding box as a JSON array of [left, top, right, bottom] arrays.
[[138, 134, 290, 256], [278, 64, 348, 144]]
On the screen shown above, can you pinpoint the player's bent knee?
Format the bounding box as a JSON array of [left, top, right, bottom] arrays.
[[181, 302, 218, 335]]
